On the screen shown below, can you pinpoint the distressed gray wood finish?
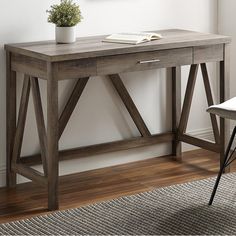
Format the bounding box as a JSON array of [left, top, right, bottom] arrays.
[[5, 29, 231, 210], [5, 29, 230, 62], [98, 48, 192, 75], [30, 77, 48, 176], [46, 62, 59, 210], [178, 64, 199, 134], [11, 53, 47, 79], [12, 163, 47, 186], [20, 133, 174, 166], [200, 64, 220, 144], [193, 44, 224, 64], [12, 76, 30, 166], [171, 67, 182, 161], [59, 77, 89, 138], [179, 134, 221, 153], [109, 74, 151, 137], [6, 51, 17, 187]]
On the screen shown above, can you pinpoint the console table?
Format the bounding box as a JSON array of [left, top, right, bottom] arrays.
[[5, 29, 231, 210]]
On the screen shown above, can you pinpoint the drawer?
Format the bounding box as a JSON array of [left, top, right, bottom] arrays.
[[193, 44, 224, 64], [97, 47, 193, 75]]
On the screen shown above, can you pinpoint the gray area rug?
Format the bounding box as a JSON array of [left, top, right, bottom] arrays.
[[1, 173, 236, 235]]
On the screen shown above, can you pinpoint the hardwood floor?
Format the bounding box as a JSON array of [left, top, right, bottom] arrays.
[[0, 149, 234, 223]]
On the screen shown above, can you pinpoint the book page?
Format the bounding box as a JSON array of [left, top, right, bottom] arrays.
[[106, 33, 146, 42], [103, 32, 162, 44]]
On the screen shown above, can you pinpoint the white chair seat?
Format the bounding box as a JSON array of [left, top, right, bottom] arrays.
[[207, 97, 236, 120]]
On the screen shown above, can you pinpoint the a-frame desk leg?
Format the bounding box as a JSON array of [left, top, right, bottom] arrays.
[[172, 66, 182, 161], [47, 62, 59, 210], [6, 51, 17, 187]]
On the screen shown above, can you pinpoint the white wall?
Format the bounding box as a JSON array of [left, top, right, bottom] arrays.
[[218, 0, 236, 98], [218, 0, 236, 134], [0, 0, 217, 186]]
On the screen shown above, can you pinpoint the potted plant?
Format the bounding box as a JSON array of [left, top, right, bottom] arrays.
[[47, 0, 82, 44]]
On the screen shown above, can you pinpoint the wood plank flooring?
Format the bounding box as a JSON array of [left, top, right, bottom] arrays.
[[0, 149, 234, 223]]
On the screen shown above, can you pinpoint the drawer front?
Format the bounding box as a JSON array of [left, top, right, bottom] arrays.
[[193, 44, 224, 64], [97, 48, 193, 75]]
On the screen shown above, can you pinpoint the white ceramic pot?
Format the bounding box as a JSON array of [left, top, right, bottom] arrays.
[[55, 26, 76, 44]]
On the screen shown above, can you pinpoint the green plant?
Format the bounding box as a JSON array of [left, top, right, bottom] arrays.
[[47, 0, 82, 27]]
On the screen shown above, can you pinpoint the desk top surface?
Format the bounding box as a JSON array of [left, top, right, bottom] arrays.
[[5, 29, 231, 62]]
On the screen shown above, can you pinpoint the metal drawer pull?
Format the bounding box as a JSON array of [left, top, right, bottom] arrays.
[[138, 59, 161, 64]]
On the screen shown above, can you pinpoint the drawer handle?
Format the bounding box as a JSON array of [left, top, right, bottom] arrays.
[[138, 59, 161, 64]]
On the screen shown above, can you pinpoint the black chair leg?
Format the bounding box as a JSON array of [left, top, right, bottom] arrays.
[[209, 126, 236, 205]]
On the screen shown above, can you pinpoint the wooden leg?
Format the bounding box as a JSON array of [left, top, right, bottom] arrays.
[[31, 77, 48, 176], [220, 44, 230, 172], [109, 74, 151, 137], [171, 67, 182, 161], [178, 64, 199, 135], [177, 63, 224, 155], [6, 52, 17, 187], [201, 63, 220, 144], [59, 77, 89, 139], [12, 76, 30, 165], [47, 62, 59, 210]]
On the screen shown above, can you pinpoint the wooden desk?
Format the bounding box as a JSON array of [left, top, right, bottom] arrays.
[[5, 29, 231, 210]]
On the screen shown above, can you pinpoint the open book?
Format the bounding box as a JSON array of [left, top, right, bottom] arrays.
[[102, 32, 162, 45]]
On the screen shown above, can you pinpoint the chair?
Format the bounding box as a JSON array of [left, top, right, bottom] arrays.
[[207, 97, 236, 205]]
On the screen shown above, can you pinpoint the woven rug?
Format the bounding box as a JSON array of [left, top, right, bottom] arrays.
[[1, 173, 236, 235]]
